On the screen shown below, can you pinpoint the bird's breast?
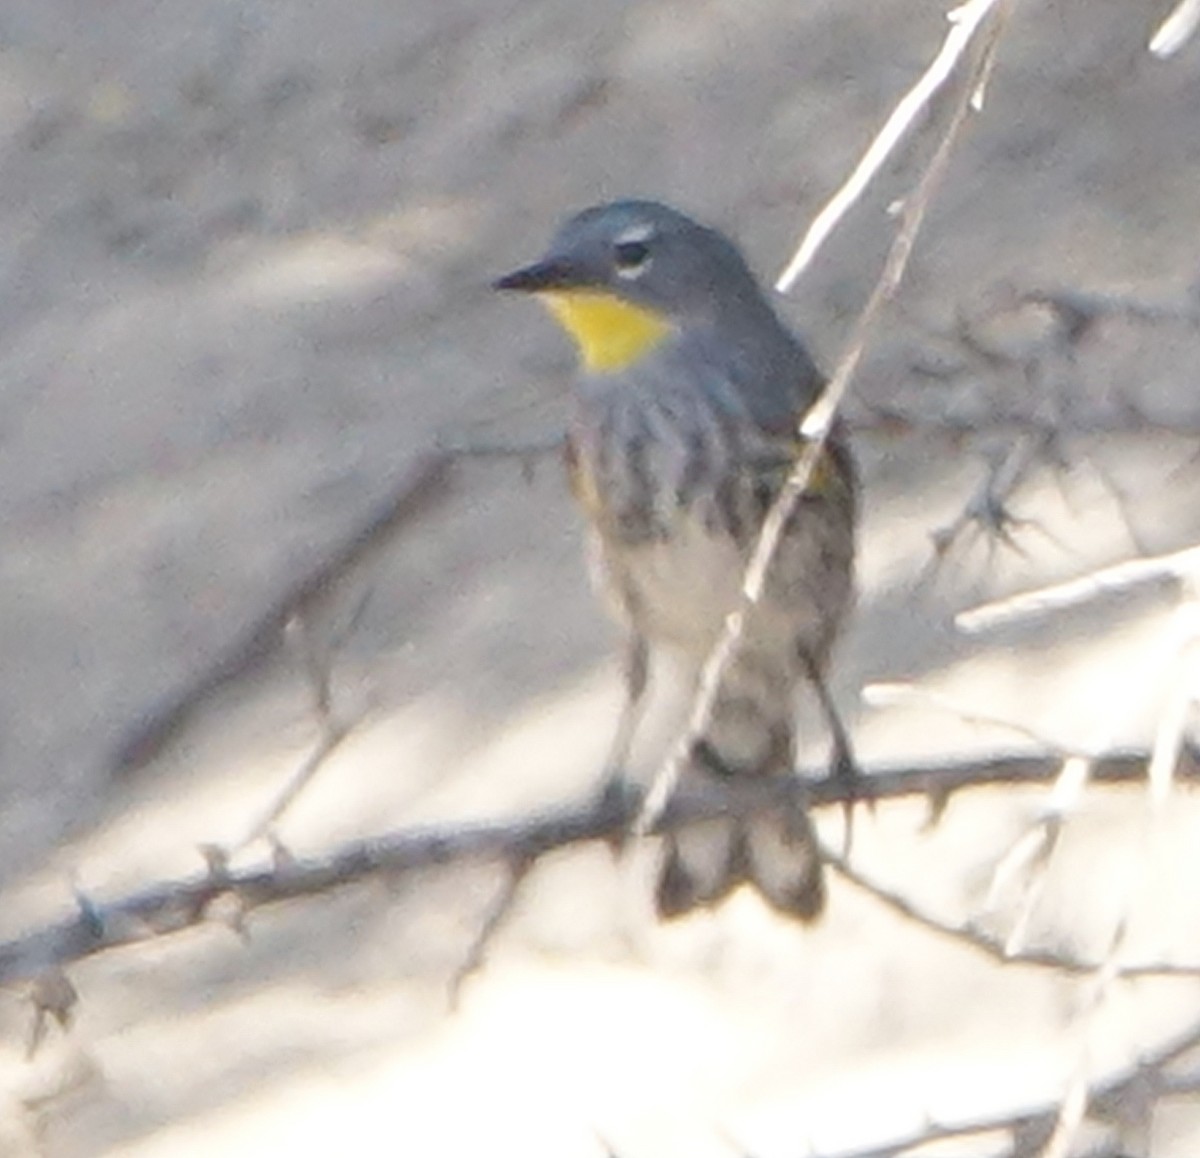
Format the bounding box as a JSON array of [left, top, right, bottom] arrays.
[[565, 377, 855, 657]]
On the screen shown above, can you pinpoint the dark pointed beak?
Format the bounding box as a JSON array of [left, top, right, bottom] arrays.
[[492, 258, 584, 293]]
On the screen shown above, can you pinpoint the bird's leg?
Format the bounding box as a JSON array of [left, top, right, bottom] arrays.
[[598, 632, 650, 822], [798, 648, 865, 856]]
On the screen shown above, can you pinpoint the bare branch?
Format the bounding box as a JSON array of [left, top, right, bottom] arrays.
[[434, 432, 564, 463], [863, 683, 1084, 756], [987, 754, 1098, 955], [1151, 0, 1200, 58], [927, 434, 1047, 566], [111, 450, 459, 776], [4, 747, 1200, 987], [225, 608, 376, 851], [775, 0, 1010, 291], [228, 712, 361, 853], [448, 854, 535, 1009], [0, 785, 632, 988], [957, 543, 1200, 634]]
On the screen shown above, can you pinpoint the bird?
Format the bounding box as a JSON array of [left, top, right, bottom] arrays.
[[494, 200, 856, 920]]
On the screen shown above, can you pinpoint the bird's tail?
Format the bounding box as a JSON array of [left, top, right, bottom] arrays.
[[653, 656, 825, 921], [655, 799, 825, 920]]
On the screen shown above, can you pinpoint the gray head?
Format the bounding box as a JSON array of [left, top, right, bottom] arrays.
[[494, 200, 774, 326]]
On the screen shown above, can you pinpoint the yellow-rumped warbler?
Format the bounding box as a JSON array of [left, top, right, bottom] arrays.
[[495, 200, 856, 920]]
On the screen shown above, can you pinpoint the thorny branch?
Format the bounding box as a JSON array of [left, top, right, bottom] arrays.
[[4, 746, 1200, 990], [447, 853, 536, 1009]]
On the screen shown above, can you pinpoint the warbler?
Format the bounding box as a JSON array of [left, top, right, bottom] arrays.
[[494, 200, 856, 920]]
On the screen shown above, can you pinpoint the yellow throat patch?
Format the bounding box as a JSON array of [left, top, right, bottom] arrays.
[[538, 290, 671, 373]]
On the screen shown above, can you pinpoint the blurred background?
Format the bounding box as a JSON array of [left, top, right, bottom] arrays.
[[2, 0, 1200, 1154]]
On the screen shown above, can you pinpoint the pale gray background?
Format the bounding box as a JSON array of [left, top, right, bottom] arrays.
[[1, 1, 1200, 1155]]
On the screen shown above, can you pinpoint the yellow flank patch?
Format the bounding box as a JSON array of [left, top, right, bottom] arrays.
[[807, 447, 833, 494], [781, 433, 842, 498], [538, 290, 671, 373], [563, 436, 607, 522]]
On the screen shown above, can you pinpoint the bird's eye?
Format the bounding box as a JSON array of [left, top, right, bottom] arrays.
[[613, 239, 651, 277]]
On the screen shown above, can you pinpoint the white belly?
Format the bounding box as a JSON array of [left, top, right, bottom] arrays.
[[588, 507, 844, 667]]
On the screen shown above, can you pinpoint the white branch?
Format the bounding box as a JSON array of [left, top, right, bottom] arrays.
[[775, 0, 1007, 292], [1150, 0, 1200, 58], [956, 544, 1200, 634]]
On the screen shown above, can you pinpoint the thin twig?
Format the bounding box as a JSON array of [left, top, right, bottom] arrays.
[[776, 0, 1008, 291], [1035, 635, 1197, 1158], [1038, 900, 1127, 1157], [987, 754, 1094, 954], [111, 450, 459, 776], [434, 433, 564, 460], [957, 543, 1200, 634], [1150, 0, 1200, 57], [228, 714, 360, 853], [25, 972, 77, 1059], [926, 433, 1047, 568], [986, 594, 1190, 956], [448, 856, 535, 1009], [226, 608, 377, 851], [862, 683, 1087, 757], [1147, 598, 1200, 804]]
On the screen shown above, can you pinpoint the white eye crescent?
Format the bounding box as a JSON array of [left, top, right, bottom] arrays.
[[614, 239, 651, 276], [612, 224, 656, 279]]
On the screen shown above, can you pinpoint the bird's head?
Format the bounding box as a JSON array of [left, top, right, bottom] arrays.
[[494, 200, 763, 373]]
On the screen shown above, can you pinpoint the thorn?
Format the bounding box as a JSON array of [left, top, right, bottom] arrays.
[[924, 785, 952, 829], [267, 832, 297, 871], [69, 875, 105, 940], [198, 843, 231, 884], [26, 971, 78, 1059], [207, 892, 251, 943]]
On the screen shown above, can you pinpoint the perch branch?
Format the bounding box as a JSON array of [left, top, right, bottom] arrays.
[[3, 747, 1200, 987]]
